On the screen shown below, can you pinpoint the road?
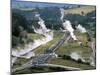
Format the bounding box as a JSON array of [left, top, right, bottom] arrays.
[[37, 64, 81, 71]]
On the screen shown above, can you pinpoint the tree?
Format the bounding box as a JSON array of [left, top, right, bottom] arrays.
[[12, 36, 19, 47], [81, 11, 85, 16], [12, 12, 29, 36]]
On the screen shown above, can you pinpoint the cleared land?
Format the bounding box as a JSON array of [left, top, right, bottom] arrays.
[[64, 6, 95, 15]]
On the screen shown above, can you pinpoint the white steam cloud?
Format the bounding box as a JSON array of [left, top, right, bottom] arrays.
[[33, 13, 51, 34], [76, 24, 87, 33], [60, 8, 64, 21], [70, 52, 85, 62], [60, 8, 77, 40], [63, 20, 77, 40]]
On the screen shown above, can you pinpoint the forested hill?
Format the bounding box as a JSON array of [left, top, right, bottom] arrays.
[[12, 6, 96, 30], [12, 6, 96, 48]]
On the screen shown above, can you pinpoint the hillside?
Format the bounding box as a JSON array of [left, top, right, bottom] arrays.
[[64, 6, 96, 15]]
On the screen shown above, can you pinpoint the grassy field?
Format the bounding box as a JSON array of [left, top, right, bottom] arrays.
[[47, 58, 95, 70], [55, 32, 92, 56], [28, 33, 45, 40], [64, 6, 96, 15], [13, 66, 68, 74]]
